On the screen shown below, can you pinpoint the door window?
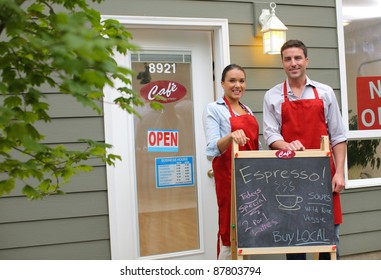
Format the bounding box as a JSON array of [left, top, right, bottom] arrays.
[[131, 52, 199, 257]]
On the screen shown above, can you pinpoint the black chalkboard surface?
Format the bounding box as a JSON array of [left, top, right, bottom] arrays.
[[234, 156, 335, 249]]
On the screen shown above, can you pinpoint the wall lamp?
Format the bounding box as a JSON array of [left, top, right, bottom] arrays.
[[257, 2, 288, 54]]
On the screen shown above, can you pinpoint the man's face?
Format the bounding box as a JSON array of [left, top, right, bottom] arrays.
[[281, 47, 309, 81]]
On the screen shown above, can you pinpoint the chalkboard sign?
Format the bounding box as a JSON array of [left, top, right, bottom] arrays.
[[234, 156, 334, 249]]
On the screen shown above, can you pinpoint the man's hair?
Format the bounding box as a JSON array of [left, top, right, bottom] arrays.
[[280, 39, 308, 59]]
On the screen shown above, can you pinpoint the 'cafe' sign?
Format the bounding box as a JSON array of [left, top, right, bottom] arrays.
[[140, 80, 187, 103], [357, 76, 381, 130]]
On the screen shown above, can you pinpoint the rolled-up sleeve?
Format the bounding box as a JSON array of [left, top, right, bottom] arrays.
[[203, 104, 222, 157], [322, 85, 347, 147], [263, 84, 285, 147], [202, 100, 232, 159]]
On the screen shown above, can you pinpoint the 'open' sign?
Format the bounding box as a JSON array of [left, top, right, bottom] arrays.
[[357, 76, 381, 130], [147, 129, 179, 152]]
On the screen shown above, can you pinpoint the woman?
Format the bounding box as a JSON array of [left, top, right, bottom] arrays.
[[203, 64, 260, 259]]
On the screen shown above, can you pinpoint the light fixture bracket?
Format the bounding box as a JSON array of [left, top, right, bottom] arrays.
[[258, 8, 270, 28], [253, 2, 269, 37]]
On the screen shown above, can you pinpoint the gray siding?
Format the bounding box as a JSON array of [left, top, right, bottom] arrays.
[[1, 0, 380, 259], [340, 188, 381, 256], [0, 89, 110, 259]]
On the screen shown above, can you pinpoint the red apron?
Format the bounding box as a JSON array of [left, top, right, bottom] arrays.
[[212, 97, 259, 254], [281, 81, 342, 224]]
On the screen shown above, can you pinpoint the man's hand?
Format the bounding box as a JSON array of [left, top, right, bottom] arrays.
[[271, 140, 305, 151]]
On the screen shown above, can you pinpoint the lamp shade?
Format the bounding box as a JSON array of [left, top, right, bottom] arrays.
[[260, 3, 288, 54], [262, 29, 287, 54]]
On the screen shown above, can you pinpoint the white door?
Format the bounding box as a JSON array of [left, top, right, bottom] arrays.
[[104, 19, 230, 260]]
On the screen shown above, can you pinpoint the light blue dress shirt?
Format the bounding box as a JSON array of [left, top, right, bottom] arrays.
[[203, 97, 261, 159]]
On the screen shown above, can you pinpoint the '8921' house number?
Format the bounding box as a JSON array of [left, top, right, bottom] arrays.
[[148, 63, 176, 74]]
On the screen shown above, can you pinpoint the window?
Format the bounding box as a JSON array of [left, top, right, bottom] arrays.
[[338, 0, 381, 188]]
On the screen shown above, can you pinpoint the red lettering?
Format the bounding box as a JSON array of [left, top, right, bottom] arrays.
[[164, 132, 170, 146], [148, 131, 156, 146], [171, 132, 178, 146], [157, 131, 164, 143], [148, 130, 179, 147]]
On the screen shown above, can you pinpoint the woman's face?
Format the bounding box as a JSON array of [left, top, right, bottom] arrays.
[[221, 68, 246, 102]]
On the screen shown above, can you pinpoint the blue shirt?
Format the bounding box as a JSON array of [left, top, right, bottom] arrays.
[[203, 97, 261, 159]]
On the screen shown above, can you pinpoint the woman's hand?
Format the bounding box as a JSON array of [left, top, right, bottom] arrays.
[[231, 129, 250, 146]]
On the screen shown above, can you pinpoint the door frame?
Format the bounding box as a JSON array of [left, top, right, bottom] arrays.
[[102, 15, 230, 260]]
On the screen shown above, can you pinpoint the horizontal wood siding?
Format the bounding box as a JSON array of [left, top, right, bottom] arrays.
[[0, 240, 111, 260], [95, 0, 254, 24], [0, 216, 109, 249], [229, 24, 339, 48], [340, 231, 381, 256], [0, 192, 109, 223], [0, 88, 110, 259], [231, 47, 339, 69], [340, 188, 381, 256], [35, 117, 105, 144]]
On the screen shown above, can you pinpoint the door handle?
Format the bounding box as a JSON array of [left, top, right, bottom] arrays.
[[207, 169, 214, 178]]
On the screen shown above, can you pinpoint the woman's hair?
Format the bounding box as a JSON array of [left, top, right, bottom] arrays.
[[221, 64, 246, 82], [280, 39, 308, 59]]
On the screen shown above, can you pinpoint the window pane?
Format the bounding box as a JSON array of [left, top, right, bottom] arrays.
[[342, 0, 381, 186], [348, 139, 381, 179], [131, 52, 200, 257], [343, 1, 381, 130]]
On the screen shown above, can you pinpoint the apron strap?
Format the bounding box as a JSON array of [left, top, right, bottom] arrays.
[[223, 96, 235, 117], [283, 81, 289, 101], [312, 86, 319, 99]]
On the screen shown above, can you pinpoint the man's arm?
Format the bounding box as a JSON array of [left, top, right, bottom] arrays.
[[332, 141, 347, 193]]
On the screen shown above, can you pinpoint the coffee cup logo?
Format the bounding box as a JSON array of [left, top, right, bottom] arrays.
[[276, 194, 303, 210]]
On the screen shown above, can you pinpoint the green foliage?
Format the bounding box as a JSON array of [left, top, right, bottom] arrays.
[[347, 112, 381, 170], [0, 0, 157, 199]]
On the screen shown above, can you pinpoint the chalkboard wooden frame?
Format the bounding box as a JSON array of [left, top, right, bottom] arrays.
[[231, 136, 337, 260]]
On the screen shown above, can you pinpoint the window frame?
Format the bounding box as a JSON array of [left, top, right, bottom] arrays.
[[337, 0, 381, 189]]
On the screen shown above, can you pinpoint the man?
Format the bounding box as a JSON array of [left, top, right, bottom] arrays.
[[263, 39, 347, 260]]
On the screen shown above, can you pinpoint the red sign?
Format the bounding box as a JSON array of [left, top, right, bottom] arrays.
[[357, 76, 381, 130], [140, 80, 187, 103], [275, 150, 296, 159]]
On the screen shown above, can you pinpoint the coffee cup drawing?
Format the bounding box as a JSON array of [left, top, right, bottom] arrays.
[[276, 194, 303, 210]]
